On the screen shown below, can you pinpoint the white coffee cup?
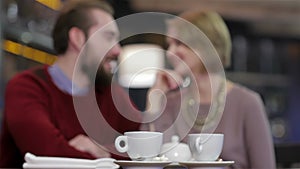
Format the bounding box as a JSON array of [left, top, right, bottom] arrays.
[[188, 133, 224, 161], [115, 131, 163, 161]]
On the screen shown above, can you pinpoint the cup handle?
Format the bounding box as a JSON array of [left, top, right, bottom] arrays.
[[115, 136, 128, 153], [195, 137, 203, 153]]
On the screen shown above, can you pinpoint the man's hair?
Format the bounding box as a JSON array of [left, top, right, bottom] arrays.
[[52, 0, 114, 55]]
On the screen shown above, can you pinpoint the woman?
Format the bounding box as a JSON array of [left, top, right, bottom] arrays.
[[143, 10, 276, 168]]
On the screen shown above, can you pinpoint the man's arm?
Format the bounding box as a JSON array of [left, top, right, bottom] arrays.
[[4, 74, 94, 159]]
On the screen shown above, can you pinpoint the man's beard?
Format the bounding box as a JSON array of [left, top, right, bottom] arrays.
[[95, 64, 112, 87], [81, 62, 112, 88]]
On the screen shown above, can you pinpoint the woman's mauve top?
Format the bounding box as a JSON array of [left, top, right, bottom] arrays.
[[141, 84, 276, 169]]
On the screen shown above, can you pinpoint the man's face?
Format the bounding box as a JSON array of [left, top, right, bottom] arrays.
[[81, 9, 121, 86]]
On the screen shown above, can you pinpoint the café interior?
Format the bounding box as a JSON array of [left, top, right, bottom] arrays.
[[0, 0, 299, 168]]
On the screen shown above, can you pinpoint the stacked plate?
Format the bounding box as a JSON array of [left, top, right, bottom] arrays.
[[23, 153, 119, 169], [114, 159, 235, 169]]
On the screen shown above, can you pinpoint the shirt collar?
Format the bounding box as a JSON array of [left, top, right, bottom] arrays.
[[48, 64, 89, 96]]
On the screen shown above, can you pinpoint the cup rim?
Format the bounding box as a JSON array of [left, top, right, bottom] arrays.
[[188, 133, 224, 137], [124, 131, 163, 135]]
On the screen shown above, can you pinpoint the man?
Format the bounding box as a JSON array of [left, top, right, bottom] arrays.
[[0, 0, 141, 167]]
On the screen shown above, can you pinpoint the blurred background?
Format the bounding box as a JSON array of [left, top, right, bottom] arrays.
[[0, 0, 299, 167]]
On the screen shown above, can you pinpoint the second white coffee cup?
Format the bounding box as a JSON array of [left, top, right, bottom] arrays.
[[188, 133, 224, 161], [115, 131, 163, 161]]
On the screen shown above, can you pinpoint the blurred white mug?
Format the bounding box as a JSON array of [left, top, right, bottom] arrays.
[[188, 133, 224, 161], [115, 131, 163, 161]]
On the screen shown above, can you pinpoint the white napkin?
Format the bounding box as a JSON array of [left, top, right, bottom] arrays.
[[23, 152, 119, 169]]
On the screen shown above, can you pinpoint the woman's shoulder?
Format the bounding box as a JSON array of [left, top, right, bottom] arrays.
[[228, 83, 266, 119], [227, 83, 265, 110], [230, 83, 261, 100]]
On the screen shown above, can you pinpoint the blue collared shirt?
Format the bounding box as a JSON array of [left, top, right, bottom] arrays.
[[48, 64, 88, 96]]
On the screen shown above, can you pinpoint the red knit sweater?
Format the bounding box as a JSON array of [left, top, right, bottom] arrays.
[[0, 66, 141, 168]]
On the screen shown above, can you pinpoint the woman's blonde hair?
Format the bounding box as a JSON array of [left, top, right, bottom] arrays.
[[168, 10, 232, 68]]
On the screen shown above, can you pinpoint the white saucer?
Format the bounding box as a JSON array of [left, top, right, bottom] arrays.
[[179, 160, 234, 168], [115, 160, 172, 169]]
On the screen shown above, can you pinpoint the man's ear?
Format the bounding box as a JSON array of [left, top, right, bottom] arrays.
[[69, 27, 86, 52]]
